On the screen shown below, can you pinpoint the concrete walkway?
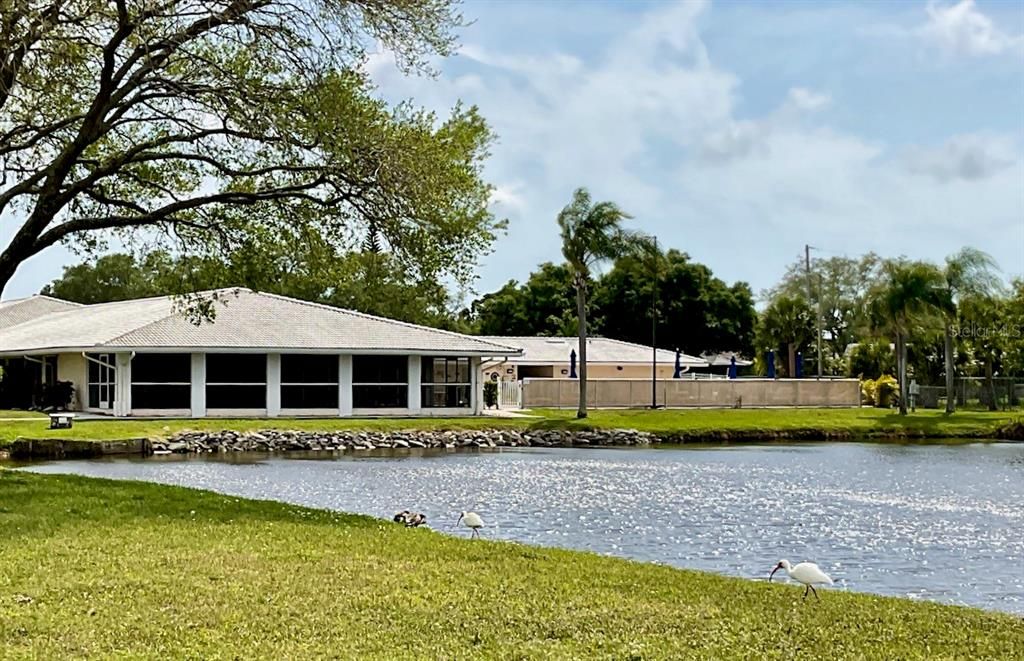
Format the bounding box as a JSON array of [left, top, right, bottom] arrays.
[[480, 408, 540, 419]]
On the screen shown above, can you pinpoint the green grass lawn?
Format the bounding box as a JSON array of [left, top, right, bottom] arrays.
[[534, 407, 1024, 437], [0, 472, 1020, 659], [1, 407, 1020, 446], [0, 409, 46, 419]]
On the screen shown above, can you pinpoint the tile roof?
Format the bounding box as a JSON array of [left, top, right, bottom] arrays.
[[0, 289, 521, 355], [0, 295, 83, 331], [701, 352, 754, 367], [478, 336, 707, 366]]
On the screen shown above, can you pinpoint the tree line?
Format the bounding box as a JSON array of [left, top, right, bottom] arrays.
[[759, 249, 1023, 414]]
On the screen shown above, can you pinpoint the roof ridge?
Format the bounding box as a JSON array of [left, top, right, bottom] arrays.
[[99, 299, 184, 347], [33, 294, 84, 307], [250, 290, 521, 352], [102, 288, 257, 346], [0, 294, 84, 307]]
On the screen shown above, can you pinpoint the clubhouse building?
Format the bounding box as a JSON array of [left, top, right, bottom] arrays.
[[0, 289, 520, 417]]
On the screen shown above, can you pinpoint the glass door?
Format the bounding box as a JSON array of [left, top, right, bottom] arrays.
[[87, 353, 116, 410]]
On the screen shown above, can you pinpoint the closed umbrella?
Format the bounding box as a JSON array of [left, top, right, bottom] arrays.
[[767, 349, 776, 379], [673, 349, 682, 379], [569, 348, 577, 379], [728, 355, 737, 379]]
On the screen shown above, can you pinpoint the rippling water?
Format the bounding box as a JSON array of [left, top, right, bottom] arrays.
[[20, 442, 1024, 613]]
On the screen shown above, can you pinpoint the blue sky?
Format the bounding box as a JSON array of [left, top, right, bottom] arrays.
[[2, 0, 1022, 301]]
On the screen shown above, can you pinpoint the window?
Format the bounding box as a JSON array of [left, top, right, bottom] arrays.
[[421, 356, 472, 408], [131, 353, 191, 409], [206, 354, 266, 409], [352, 355, 407, 408], [281, 354, 338, 409], [86, 353, 116, 409]]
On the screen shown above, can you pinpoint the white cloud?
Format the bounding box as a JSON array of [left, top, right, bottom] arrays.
[[902, 133, 1018, 182], [489, 183, 527, 212], [921, 0, 1024, 56], [698, 120, 767, 164], [786, 87, 832, 112]]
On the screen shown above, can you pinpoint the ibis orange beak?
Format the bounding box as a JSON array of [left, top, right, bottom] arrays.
[[769, 563, 782, 582]]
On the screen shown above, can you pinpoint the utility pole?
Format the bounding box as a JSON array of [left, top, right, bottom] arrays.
[[651, 236, 659, 409], [805, 244, 823, 379]]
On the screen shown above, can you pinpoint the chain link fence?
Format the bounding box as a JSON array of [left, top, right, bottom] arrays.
[[916, 378, 1023, 410]]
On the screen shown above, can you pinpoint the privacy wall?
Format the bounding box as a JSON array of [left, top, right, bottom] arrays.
[[521, 378, 861, 409]]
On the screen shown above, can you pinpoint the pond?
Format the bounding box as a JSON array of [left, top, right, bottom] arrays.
[[18, 441, 1024, 614]]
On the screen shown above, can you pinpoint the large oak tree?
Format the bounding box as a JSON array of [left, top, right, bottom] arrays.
[[0, 0, 500, 296]]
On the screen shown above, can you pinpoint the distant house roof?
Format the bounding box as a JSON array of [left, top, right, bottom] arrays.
[[0, 295, 83, 331], [479, 336, 707, 366], [701, 352, 753, 367], [0, 289, 521, 356]]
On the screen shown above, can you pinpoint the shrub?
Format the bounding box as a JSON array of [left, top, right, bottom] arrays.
[[861, 375, 898, 408], [39, 380, 75, 411], [483, 381, 498, 409]]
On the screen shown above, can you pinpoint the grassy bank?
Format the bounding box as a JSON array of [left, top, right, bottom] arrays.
[[535, 407, 1024, 440], [0, 472, 1020, 659], [0, 409, 45, 419], [1, 407, 1021, 446]]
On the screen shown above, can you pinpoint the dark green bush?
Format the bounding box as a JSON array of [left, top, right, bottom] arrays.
[[483, 381, 498, 408]]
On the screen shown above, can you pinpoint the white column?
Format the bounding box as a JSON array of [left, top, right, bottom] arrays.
[[190, 353, 206, 418], [407, 355, 421, 413], [114, 353, 132, 417], [471, 356, 481, 414], [339, 354, 353, 416], [266, 353, 281, 417]]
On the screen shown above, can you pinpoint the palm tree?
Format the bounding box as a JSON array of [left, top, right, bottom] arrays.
[[868, 260, 945, 415], [757, 295, 815, 377], [937, 248, 1001, 413], [557, 188, 641, 419]]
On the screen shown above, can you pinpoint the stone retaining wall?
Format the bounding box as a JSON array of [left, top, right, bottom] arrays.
[[157, 428, 657, 453]]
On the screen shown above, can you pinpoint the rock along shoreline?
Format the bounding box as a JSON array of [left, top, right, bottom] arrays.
[[153, 428, 657, 454]]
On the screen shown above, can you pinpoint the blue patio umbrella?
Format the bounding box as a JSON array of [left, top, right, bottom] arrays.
[[728, 355, 737, 379], [766, 349, 776, 379], [673, 349, 682, 378], [569, 348, 577, 379], [796, 351, 804, 378]]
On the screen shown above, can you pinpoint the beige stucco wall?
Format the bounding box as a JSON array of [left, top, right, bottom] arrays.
[[482, 361, 682, 382], [522, 378, 861, 409], [56, 352, 88, 411]]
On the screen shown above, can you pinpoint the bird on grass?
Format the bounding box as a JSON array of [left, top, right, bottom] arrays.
[[393, 511, 427, 527], [769, 559, 834, 600], [456, 511, 484, 538]]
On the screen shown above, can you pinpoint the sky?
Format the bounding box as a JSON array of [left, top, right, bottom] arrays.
[[2, 0, 1022, 302]]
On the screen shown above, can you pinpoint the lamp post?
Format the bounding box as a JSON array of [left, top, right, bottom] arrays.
[[805, 244, 823, 379], [651, 236, 659, 409]]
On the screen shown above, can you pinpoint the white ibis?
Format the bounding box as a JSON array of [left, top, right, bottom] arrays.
[[769, 559, 833, 600], [456, 511, 484, 538]]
